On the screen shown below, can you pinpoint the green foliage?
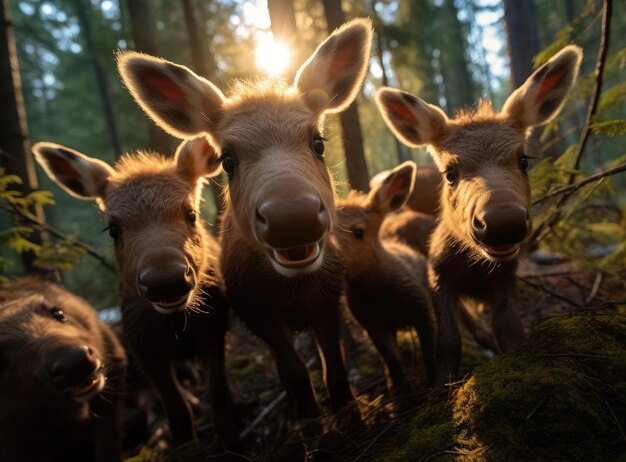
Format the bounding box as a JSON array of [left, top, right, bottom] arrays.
[[591, 120, 626, 137], [0, 167, 83, 278]]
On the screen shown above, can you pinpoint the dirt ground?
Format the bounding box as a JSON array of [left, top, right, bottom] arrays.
[[121, 255, 625, 462]]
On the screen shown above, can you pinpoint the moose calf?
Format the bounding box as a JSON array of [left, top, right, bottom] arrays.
[[33, 138, 237, 448], [376, 46, 582, 384], [0, 278, 127, 462], [115, 19, 374, 429], [337, 161, 436, 395]]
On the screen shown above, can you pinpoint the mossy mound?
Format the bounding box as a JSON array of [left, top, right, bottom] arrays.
[[380, 315, 626, 461]]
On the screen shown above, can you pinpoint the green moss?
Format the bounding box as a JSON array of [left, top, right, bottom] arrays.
[[124, 448, 158, 462], [379, 315, 626, 461]]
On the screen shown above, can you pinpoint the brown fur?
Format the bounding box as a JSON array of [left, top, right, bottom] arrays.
[[33, 141, 237, 448], [376, 46, 582, 384], [371, 166, 441, 215], [0, 278, 127, 462], [380, 209, 436, 256], [336, 189, 436, 393]]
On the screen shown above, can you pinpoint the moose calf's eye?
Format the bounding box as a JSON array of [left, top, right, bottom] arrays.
[[186, 210, 197, 224], [445, 167, 458, 185], [108, 223, 120, 241], [221, 153, 236, 179], [50, 308, 67, 323], [519, 156, 530, 172], [313, 135, 325, 157], [353, 228, 365, 240]]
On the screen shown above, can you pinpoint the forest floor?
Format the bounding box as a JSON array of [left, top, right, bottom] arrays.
[[121, 255, 625, 462]]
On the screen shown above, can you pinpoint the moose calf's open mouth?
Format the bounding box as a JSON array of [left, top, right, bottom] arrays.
[[481, 243, 521, 261], [71, 361, 106, 401], [151, 293, 190, 314], [268, 241, 324, 274]]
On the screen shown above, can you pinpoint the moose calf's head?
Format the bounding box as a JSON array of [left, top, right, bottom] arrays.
[[338, 162, 416, 275], [33, 138, 221, 314], [0, 287, 106, 405], [376, 46, 582, 262], [117, 19, 373, 277]]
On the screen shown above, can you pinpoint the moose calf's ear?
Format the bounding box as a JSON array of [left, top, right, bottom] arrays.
[[117, 52, 225, 139], [376, 88, 449, 147], [175, 137, 222, 181], [32, 142, 114, 199], [295, 18, 373, 114], [502, 45, 582, 130], [367, 161, 416, 214]]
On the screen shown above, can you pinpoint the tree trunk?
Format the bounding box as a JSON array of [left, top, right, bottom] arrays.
[[73, 0, 122, 156], [267, 0, 299, 80], [503, 0, 540, 89], [125, 0, 173, 153], [322, 0, 370, 192], [0, 0, 48, 272], [181, 0, 223, 219], [503, 0, 549, 158], [370, 3, 407, 165], [439, 0, 475, 113]]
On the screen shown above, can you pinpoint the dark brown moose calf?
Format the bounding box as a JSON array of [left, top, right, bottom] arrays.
[[33, 138, 237, 448], [337, 162, 436, 395], [0, 278, 127, 462], [376, 46, 582, 384], [116, 19, 373, 426]]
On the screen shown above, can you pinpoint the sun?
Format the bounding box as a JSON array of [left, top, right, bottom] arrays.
[[256, 32, 291, 77]]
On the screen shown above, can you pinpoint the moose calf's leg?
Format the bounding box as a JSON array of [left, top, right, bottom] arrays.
[[312, 318, 358, 417], [145, 362, 196, 446], [366, 327, 406, 393], [491, 288, 525, 352], [260, 324, 320, 422], [432, 288, 462, 386], [460, 302, 498, 352], [201, 331, 240, 449]]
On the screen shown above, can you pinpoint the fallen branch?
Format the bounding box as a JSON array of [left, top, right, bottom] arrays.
[[519, 276, 582, 307], [585, 272, 603, 305], [533, 162, 626, 205], [1, 203, 116, 273]]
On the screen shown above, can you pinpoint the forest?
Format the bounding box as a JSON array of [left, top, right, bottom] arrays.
[[0, 0, 625, 461]]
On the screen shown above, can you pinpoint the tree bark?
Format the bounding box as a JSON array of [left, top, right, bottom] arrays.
[[73, 0, 122, 156], [0, 0, 48, 272], [370, 3, 407, 165], [503, 0, 540, 89], [267, 0, 299, 80], [439, 0, 475, 112], [322, 0, 370, 192], [181, 0, 223, 218], [125, 0, 173, 153]]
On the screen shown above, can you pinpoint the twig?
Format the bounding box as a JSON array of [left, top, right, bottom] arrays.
[[519, 276, 582, 307], [533, 163, 626, 205], [1, 203, 116, 273], [603, 397, 626, 444], [529, 0, 613, 242], [239, 357, 316, 439], [570, 0, 612, 179], [350, 420, 396, 462], [585, 272, 603, 305], [525, 394, 550, 420]]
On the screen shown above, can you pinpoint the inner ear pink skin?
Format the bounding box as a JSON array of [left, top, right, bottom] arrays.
[[535, 70, 564, 102], [387, 99, 418, 125], [144, 74, 189, 105]]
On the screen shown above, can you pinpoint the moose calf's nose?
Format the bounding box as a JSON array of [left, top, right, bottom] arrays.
[[138, 262, 194, 302], [472, 205, 530, 246], [255, 193, 329, 248], [49, 345, 97, 389]]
